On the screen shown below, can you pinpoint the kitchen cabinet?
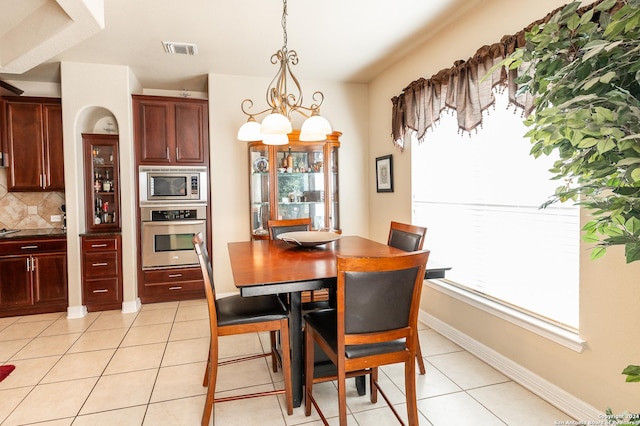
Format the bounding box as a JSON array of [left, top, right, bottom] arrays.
[[0, 237, 67, 317], [81, 234, 122, 311], [82, 133, 121, 232], [248, 131, 341, 239], [4, 97, 64, 191], [133, 95, 209, 165], [140, 266, 204, 304]]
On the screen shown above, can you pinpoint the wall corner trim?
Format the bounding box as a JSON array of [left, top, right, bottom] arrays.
[[419, 310, 602, 422]]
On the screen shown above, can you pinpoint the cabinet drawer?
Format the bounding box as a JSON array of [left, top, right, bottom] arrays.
[[82, 237, 118, 252], [2, 239, 66, 255], [83, 252, 119, 278], [84, 278, 120, 304], [143, 267, 203, 284], [143, 280, 204, 296]]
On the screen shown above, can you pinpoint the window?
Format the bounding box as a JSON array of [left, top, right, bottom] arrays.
[[411, 93, 580, 329]]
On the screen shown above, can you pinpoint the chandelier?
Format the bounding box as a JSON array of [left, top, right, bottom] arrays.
[[237, 0, 332, 145]]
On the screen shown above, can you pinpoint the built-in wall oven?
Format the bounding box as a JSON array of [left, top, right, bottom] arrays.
[[140, 205, 207, 269]]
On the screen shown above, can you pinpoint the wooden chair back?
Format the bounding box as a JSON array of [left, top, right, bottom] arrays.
[[387, 221, 427, 252], [267, 218, 312, 240]]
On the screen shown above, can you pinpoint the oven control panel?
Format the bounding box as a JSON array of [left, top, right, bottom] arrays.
[[140, 205, 207, 222], [150, 209, 196, 221]]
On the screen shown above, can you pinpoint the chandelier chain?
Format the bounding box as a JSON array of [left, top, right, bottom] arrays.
[[282, 0, 288, 52]]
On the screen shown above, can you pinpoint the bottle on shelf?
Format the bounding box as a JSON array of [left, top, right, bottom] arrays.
[[102, 170, 111, 192], [286, 147, 293, 172], [94, 172, 102, 192]]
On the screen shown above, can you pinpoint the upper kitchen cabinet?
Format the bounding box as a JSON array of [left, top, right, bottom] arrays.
[[249, 131, 341, 238], [133, 95, 209, 166], [4, 97, 64, 191]]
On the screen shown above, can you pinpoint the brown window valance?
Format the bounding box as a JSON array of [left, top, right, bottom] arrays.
[[390, 0, 609, 149]]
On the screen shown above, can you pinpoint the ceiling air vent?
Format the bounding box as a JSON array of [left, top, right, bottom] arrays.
[[162, 41, 198, 55]]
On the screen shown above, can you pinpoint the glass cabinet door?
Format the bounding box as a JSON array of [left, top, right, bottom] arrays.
[[247, 131, 341, 239], [274, 146, 326, 229], [329, 145, 339, 231], [249, 144, 270, 237], [83, 133, 121, 233]]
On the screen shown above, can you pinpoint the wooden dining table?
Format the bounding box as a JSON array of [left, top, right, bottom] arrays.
[[227, 235, 449, 407]]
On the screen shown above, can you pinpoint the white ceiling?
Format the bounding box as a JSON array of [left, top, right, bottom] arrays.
[[0, 0, 478, 92]]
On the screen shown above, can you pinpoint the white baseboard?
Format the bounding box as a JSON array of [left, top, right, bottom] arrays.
[[67, 305, 87, 319], [419, 310, 602, 422], [122, 298, 142, 313]]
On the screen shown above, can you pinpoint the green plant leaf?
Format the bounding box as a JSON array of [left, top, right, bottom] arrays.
[[627, 242, 640, 263], [626, 217, 640, 235], [577, 138, 599, 148], [591, 246, 607, 260]]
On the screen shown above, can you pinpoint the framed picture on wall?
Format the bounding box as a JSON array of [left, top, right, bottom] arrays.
[[376, 154, 393, 193]]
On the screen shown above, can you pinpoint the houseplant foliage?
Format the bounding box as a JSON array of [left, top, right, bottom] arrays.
[[504, 0, 640, 263]]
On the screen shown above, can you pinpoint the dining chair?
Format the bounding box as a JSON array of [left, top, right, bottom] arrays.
[[268, 218, 330, 308], [304, 250, 430, 426], [193, 232, 293, 426], [387, 221, 428, 375]]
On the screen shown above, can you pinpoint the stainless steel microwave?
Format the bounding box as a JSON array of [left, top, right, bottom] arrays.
[[139, 166, 208, 204]]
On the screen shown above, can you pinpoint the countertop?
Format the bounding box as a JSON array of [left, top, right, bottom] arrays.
[[0, 229, 67, 240]]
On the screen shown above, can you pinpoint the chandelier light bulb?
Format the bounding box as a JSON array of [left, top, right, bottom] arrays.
[[260, 112, 292, 135], [237, 118, 263, 141]]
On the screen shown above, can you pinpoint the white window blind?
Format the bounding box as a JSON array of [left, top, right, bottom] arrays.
[[411, 93, 580, 328]]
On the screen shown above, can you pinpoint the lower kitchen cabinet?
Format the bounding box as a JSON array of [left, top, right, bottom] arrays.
[[81, 234, 123, 312], [139, 266, 204, 304], [0, 237, 68, 317]]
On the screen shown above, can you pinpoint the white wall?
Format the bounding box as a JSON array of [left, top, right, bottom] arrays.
[[368, 0, 640, 414], [60, 61, 140, 314], [207, 73, 369, 294]]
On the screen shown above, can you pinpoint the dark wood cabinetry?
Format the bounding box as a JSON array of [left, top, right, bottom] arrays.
[[140, 267, 204, 303], [133, 95, 208, 165], [4, 97, 64, 191], [0, 237, 68, 317], [133, 94, 210, 304], [81, 234, 123, 311]]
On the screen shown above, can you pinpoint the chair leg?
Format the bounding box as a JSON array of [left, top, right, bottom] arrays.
[[404, 357, 419, 426], [202, 339, 219, 426], [370, 367, 378, 404], [203, 350, 210, 386], [304, 325, 315, 417], [279, 319, 294, 415], [416, 335, 426, 375], [270, 330, 278, 373], [337, 365, 348, 426]]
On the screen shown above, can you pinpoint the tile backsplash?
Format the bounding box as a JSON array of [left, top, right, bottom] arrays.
[[0, 168, 65, 230]]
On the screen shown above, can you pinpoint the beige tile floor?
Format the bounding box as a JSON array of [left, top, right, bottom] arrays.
[[0, 299, 576, 425]]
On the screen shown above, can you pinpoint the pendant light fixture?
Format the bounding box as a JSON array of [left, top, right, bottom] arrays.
[[237, 0, 332, 144]]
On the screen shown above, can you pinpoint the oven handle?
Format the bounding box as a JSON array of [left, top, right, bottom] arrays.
[[141, 220, 206, 227]]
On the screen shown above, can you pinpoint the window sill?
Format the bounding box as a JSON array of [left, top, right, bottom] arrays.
[[424, 279, 586, 353]]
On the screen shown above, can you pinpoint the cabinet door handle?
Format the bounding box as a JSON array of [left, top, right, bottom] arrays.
[[21, 245, 39, 250], [26, 257, 30, 272], [166, 147, 170, 160], [91, 244, 108, 248], [93, 289, 109, 293], [175, 147, 179, 160], [168, 273, 183, 278], [92, 262, 109, 267], [169, 286, 183, 290]]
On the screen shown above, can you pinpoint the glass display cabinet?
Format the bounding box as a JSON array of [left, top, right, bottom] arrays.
[[82, 133, 121, 232], [248, 131, 341, 239]]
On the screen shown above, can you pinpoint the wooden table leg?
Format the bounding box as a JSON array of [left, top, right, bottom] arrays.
[[289, 291, 303, 407]]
